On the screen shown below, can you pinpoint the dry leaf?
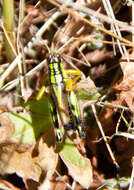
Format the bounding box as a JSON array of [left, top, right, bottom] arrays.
[[115, 49, 134, 112], [76, 77, 97, 92], [50, 175, 69, 190], [0, 144, 42, 181], [60, 155, 92, 189], [0, 113, 14, 143], [35, 127, 58, 181], [0, 125, 58, 184], [24, 179, 40, 190]]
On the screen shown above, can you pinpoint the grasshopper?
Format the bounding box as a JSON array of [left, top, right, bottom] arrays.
[[37, 47, 85, 142]]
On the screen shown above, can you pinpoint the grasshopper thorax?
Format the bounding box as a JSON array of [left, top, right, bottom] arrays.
[[47, 52, 67, 85]]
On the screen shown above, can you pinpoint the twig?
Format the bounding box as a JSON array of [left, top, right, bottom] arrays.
[[54, 0, 133, 32], [0, 53, 21, 88], [0, 7, 62, 88], [102, 0, 128, 58], [91, 104, 119, 168], [97, 101, 131, 111], [48, 0, 134, 47], [24, 0, 73, 54], [17, 0, 31, 101], [1, 59, 47, 91], [115, 109, 124, 133]]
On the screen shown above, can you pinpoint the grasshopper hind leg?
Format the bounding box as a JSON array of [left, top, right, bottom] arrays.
[[49, 95, 62, 142], [69, 91, 85, 138], [75, 116, 85, 138], [63, 101, 74, 130]]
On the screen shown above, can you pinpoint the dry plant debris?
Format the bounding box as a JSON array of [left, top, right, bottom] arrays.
[[0, 0, 134, 189]]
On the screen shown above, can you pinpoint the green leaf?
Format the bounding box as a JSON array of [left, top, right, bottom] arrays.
[[9, 97, 52, 144], [24, 96, 50, 115], [60, 138, 85, 166], [59, 138, 92, 188], [76, 89, 100, 100]]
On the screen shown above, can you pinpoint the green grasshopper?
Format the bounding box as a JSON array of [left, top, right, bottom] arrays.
[[37, 47, 85, 142]]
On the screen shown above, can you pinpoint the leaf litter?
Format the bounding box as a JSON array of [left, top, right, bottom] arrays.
[[1, 0, 134, 189]]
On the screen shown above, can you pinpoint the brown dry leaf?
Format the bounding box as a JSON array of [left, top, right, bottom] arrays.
[[85, 48, 113, 64], [114, 138, 134, 176], [76, 76, 97, 91], [24, 179, 40, 190], [0, 113, 14, 143], [115, 49, 134, 112], [0, 124, 58, 185], [50, 175, 69, 190], [0, 93, 15, 112], [60, 154, 92, 189], [0, 113, 31, 152], [100, 107, 115, 134], [0, 143, 42, 181], [35, 127, 58, 182]]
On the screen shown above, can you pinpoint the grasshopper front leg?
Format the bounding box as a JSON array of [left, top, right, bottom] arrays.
[[66, 69, 82, 91]]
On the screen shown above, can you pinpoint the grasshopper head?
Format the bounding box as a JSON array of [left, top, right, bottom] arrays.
[[44, 43, 62, 64], [48, 53, 62, 64]]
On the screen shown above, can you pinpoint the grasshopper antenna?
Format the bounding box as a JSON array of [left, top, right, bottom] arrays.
[[44, 42, 51, 54]]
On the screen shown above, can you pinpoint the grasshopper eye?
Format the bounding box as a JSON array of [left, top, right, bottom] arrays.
[[56, 54, 62, 62], [54, 53, 59, 59], [48, 54, 52, 60], [48, 54, 54, 64]]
